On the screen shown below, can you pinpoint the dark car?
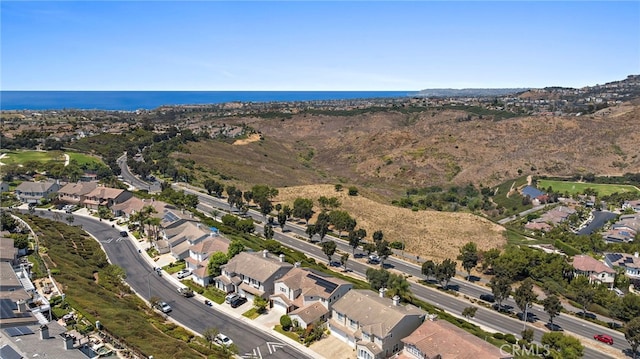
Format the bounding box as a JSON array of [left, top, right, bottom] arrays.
[[479, 294, 495, 303], [120, 230, 128, 237], [230, 296, 247, 308]]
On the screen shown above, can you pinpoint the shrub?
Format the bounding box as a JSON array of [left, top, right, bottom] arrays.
[[280, 315, 292, 331], [493, 332, 505, 340], [348, 187, 358, 196], [504, 333, 517, 344]]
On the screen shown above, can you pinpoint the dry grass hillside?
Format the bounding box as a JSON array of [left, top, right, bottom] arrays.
[[274, 184, 506, 262], [179, 102, 640, 260]]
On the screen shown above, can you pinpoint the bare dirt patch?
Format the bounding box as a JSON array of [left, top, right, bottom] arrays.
[[232, 133, 261, 145], [274, 184, 506, 262]]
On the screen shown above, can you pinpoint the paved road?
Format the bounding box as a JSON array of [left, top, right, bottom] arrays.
[[117, 153, 162, 193], [578, 210, 618, 235], [177, 185, 625, 359], [29, 209, 311, 359]]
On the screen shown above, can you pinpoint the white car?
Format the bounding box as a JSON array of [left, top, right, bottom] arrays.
[[158, 301, 172, 313], [215, 333, 233, 347], [176, 269, 191, 279]]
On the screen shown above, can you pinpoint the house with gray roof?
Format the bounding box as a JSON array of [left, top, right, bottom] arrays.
[[0, 181, 9, 193], [185, 235, 230, 286], [329, 289, 426, 359], [214, 250, 293, 300], [604, 252, 640, 286], [160, 222, 218, 260], [270, 266, 352, 328], [15, 181, 60, 204]]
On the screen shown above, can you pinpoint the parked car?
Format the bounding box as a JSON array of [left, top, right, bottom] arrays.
[[594, 334, 613, 345], [225, 293, 240, 304], [119, 230, 128, 237], [157, 301, 172, 313], [177, 287, 194, 297], [215, 333, 233, 347], [176, 269, 191, 279], [230, 296, 247, 308], [479, 293, 495, 303]]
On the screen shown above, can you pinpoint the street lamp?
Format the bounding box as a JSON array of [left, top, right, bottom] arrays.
[[145, 270, 155, 299]]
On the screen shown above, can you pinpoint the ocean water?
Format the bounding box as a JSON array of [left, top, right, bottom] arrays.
[[0, 91, 416, 111]]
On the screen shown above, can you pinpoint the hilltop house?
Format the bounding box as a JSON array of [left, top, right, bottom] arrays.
[[329, 289, 426, 359], [214, 250, 293, 300], [571, 255, 615, 288], [15, 180, 60, 204], [270, 266, 352, 328], [186, 235, 230, 286], [83, 187, 132, 210], [57, 181, 98, 206]]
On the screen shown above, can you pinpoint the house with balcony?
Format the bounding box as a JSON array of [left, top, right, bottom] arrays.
[[329, 289, 426, 359], [57, 181, 98, 206], [186, 235, 230, 286], [571, 255, 615, 288], [83, 187, 132, 210], [158, 221, 219, 260], [270, 266, 352, 328], [15, 181, 60, 204], [214, 250, 293, 300], [395, 317, 510, 359]]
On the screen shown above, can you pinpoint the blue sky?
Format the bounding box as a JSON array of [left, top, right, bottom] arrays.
[[1, 1, 638, 90]]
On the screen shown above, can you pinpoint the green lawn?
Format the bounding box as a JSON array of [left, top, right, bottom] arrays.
[[537, 179, 640, 196], [0, 150, 62, 165], [68, 152, 104, 166]]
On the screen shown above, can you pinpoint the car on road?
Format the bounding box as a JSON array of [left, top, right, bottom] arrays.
[[215, 333, 233, 347], [230, 296, 247, 308], [157, 301, 172, 313], [545, 322, 563, 331], [176, 269, 191, 279], [367, 254, 380, 264], [479, 293, 495, 303], [593, 334, 613, 345], [119, 230, 128, 237]]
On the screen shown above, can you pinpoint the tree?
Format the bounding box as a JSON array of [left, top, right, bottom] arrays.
[[203, 327, 219, 349], [626, 317, 640, 359], [334, 184, 343, 192], [362, 242, 376, 256], [259, 198, 273, 218], [264, 239, 282, 254], [348, 230, 361, 254], [543, 295, 563, 325], [376, 240, 393, 267], [514, 278, 537, 321], [348, 186, 358, 196], [207, 252, 228, 277], [462, 306, 477, 322], [612, 293, 640, 322], [421, 260, 436, 282], [490, 275, 512, 311], [570, 276, 595, 315], [366, 267, 390, 291], [254, 296, 268, 314], [329, 210, 356, 237], [457, 241, 479, 280], [227, 240, 244, 258], [277, 211, 287, 231], [372, 230, 384, 243], [541, 332, 584, 359], [184, 194, 199, 209], [435, 258, 456, 289], [340, 253, 350, 270], [305, 224, 316, 241], [66, 215, 74, 225], [203, 179, 219, 196], [280, 315, 293, 331], [321, 240, 337, 264], [386, 273, 412, 301], [251, 184, 279, 205], [292, 198, 314, 224], [316, 217, 329, 242]]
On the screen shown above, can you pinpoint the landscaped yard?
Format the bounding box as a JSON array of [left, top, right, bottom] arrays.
[[537, 179, 640, 197], [0, 150, 63, 165]]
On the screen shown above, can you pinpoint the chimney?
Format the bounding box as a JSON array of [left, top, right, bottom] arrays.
[[196, 223, 201, 229], [63, 333, 75, 350], [16, 300, 27, 313], [40, 324, 49, 340], [263, 249, 269, 258], [379, 287, 386, 298], [279, 254, 285, 263], [294, 262, 301, 268], [392, 295, 400, 306]]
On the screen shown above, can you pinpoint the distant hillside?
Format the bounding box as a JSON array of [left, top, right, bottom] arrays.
[[416, 88, 529, 97]]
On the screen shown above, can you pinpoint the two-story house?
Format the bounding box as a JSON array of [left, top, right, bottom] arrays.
[[83, 187, 132, 210], [0, 181, 9, 193], [605, 252, 640, 286], [622, 200, 640, 213], [186, 235, 230, 286], [57, 181, 98, 206], [15, 180, 60, 204], [161, 222, 219, 260], [396, 318, 510, 359], [329, 289, 426, 359], [572, 255, 616, 288], [214, 250, 293, 300], [270, 266, 352, 328]]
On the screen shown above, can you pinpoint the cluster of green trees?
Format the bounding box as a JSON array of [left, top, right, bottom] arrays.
[[392, 183, 498, 213], [157, 187, 199, 209]]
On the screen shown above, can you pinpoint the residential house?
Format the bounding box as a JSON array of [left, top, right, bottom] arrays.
[[329, 289, 426, 359], [0, 181, 9, 193], [622, 200, 640, 213], [214, 250, 293, 300], [15, 181, 60, 204], [0, 262, 39, 328], [57, 181, 98, 206], [160, 222, 219, 260], [156, 207, 200, 230], [83, 186, 132, 210], [604, 252, 640, 286], [521, 186, 545, 201], [186, 235, 231, 286], [111, 197, 167, 221], [395, 318, 510, 359], [603, 214, 640, 243], [270, 266, 352, 328], [0, 238, 19, 265], [571, 255, 615, 288]]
